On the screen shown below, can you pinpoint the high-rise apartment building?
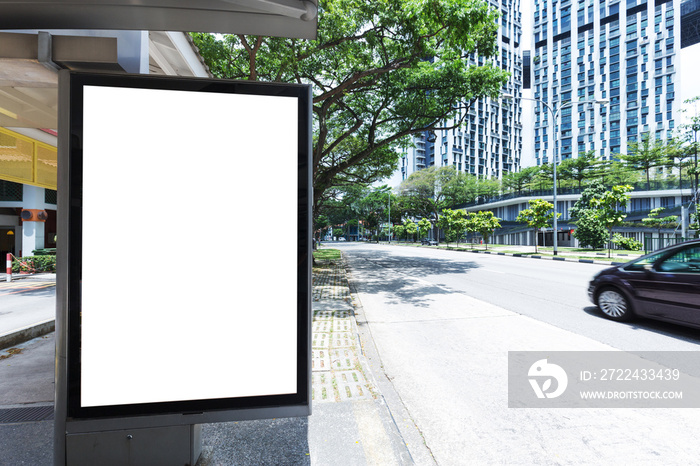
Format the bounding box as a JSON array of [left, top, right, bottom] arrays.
[[530, 0, 681, 165], [400, 0, 524, 181]]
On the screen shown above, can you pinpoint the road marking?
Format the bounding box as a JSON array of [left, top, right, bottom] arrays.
[[0, 283, 55, 296]]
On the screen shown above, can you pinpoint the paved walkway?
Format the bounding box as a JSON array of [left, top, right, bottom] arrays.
[[0, 261, 410, 465]]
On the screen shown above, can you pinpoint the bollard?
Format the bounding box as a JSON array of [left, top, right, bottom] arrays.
[[6, 253, 11, 282]]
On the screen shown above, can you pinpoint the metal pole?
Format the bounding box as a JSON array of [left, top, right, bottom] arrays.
[[694, 126, 699, 221], [6, 253, 11, 282], [552, 105, 559, 256], [388, 192, 391, 243]]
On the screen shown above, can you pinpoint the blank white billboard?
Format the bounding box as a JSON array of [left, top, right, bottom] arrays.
[[61, 73, 311, 420]]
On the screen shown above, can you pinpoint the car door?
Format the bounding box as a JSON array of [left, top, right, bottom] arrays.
[[639, 245, 700, 325]]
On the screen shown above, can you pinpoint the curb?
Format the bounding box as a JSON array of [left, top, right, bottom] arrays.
[[375, 242, 634, 266], [0, 319, 55, 350]]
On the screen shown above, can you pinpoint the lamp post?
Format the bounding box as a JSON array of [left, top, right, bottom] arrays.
[[502, 94, 608, 255], [387, 191, 391, 243], [693, 123, 699, 221]]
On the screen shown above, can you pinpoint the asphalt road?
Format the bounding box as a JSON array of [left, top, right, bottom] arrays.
[[338, 242, 700, 352], [0, 279, 56, 335], [333, 242, 700, 465]]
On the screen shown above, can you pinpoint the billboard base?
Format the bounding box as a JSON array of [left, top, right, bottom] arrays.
[[65, 424, 201, 466]]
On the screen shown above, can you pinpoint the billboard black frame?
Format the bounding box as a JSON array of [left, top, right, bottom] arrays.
[[58, 70, 312, 424]]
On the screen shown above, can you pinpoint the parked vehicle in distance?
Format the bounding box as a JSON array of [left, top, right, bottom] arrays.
[[421, 238, 438, 246], [588, 239, 700, 328]]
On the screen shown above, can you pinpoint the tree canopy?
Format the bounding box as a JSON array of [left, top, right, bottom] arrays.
[[191, 0, 509, 210]]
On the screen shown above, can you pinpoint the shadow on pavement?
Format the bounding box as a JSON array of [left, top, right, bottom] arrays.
[[342, 247, 481, 308]]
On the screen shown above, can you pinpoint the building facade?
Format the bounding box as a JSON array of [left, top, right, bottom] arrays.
[[462, 187, 695, 247], [531, 0, 681, 165], [400, 0, 525, 181]]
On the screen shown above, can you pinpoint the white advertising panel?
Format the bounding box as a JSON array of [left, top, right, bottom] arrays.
[[60, 72, 311, 422]]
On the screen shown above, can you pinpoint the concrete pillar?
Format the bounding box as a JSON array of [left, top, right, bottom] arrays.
[[21, 185, 45, 256]]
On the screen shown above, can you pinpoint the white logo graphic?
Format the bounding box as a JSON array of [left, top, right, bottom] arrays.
[[528, 358, 568, 399]]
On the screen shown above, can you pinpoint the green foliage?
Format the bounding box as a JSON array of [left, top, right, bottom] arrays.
[[404, 219, 418, 241], [332, 228, 344, 238], [590, 185, 633, 230], [611, 234, 643, 251], [572, 210, 608, 249], [417, 218, 432, 239], [501, 166, 539, 194], [400, 166, 469, 223], [12, 255, 56, 273], [619, 136, 670, 191], [472, 211, 501, 249], [558, 151, 598, 189], [439, 208, 469, 245], [31, 248, 56, 256], [191, 0, 508, 210], [569, 181, 607, 220], [516, 199, 559, 253], [393, 224, 407, 241], [590, 184, 634, 257], [642, 207, 678, 235]]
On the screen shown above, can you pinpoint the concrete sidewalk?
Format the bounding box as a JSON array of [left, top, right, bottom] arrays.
[[0, 263, 411, 465]]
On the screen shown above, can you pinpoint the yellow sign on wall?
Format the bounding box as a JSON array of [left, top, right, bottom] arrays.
[[0, 127, 57, 190]]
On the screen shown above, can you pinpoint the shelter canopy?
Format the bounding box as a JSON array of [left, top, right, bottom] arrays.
[[0, 0, 318, 39]]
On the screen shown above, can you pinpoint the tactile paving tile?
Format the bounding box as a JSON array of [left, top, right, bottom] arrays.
[[312, 319, 332, 333], [312, 348, 332, 372], [329, 348, 357, 371], [332, 331, 355, 348], [332, 318, 352, 332], [333, 370, 373, 401], [311, 372, 335, 402], [312, 331, 331, 349], [313, 310, 334, 321]]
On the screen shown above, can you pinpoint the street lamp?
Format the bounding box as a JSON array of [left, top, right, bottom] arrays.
[[693, 123, 699, 221], [502, 94, 608, 255]]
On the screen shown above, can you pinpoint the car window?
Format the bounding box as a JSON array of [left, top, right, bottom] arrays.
[[656, 246, 700, 274], [623, 251, 666, 272]]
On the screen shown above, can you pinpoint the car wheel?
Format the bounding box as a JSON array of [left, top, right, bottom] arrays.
[[597, 287, 633, 322]]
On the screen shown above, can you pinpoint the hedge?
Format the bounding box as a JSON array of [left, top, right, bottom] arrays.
[[11, 255, 56, 273]]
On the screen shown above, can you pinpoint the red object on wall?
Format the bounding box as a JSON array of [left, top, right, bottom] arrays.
[[20, 209, 48, 222]]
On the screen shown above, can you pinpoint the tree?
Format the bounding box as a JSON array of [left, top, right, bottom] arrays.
[[404, 219, 418, 242], [439, 208, 469, 246], [569, 181, 607, 220], [315, 214, 331, 241], [502, 166, 539, 195], [572, 210, 608, 249], [619, 136, 669, 191], [393, 224, 407, 241], [516, 199, 560, 253], [355, 186, 392, 242], [569, 181, 608, 249], [417, 218, 432, 240], [642, 207, 678, 239], [473, 211, 501, 250], [191, 0, 509, 212], [558, 151, 597, 189], [591, 159, 637, 186], [590, 185, 634, 258], [400, 166, 470, 241]]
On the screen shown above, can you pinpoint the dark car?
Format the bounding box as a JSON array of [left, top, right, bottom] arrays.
[[421, 238, 438, 246], [588, 239, 700, 328]]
